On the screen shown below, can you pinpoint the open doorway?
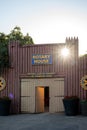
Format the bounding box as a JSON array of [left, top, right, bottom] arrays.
[[35, 86, 49, 113], [44, 87, 49, 112]]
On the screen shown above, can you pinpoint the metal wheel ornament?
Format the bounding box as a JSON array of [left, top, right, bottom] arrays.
[[0, 77, 6, 91], [80, 75, 87, 90]]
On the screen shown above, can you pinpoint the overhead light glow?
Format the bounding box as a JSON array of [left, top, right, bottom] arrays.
[[61, 47, 69, 57]]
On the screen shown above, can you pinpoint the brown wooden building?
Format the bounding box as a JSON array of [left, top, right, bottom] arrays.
[[0, 37, 87, 114]]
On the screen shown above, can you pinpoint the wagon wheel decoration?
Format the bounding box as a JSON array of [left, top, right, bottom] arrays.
[[0, 77, 6, 91], [80, 75, 87, 90]]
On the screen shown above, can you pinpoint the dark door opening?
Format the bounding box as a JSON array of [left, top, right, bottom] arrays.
[[44, 87, 49, 112]]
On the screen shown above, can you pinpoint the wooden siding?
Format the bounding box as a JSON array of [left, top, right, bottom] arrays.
[[0, 38, 86, 114]]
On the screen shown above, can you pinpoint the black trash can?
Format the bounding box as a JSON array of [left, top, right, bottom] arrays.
[[80, 100, 87, 116], [0, 99, 11, 116], [63, 97, 79, 116]]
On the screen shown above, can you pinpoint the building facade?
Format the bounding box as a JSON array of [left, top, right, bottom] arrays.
[[0, 37, 87, 114]]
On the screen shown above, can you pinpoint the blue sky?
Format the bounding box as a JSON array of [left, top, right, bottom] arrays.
[[0, 0, 87, 54]]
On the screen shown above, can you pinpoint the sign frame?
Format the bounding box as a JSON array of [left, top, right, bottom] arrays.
[[32, 54, 52, 65]]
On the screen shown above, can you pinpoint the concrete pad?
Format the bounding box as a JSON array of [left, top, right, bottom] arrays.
[[0, 113, 87, 130]]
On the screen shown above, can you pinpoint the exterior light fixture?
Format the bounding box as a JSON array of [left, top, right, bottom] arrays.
[[61, 47, 69, 57]]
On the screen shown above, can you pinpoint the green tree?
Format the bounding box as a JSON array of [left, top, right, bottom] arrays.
[[9, 26, 23, 41], [0, 26, 34, 73], [24, 33, 34, 45], [9, 26, 34, 45], [0, 33, 9, 73]]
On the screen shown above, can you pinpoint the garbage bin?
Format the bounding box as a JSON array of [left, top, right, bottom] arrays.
[[80, 100, 87, 116], [0, 99, 11, 116], [63, 97, 79, 116]]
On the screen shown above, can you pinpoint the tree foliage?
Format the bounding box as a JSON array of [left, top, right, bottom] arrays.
[[0, 26, 34, 73], [0, 33, 9, 73], [8, 26, 34, 45]]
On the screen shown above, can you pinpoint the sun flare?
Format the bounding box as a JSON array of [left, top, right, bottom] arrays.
[[61, 47, 70, 57]]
